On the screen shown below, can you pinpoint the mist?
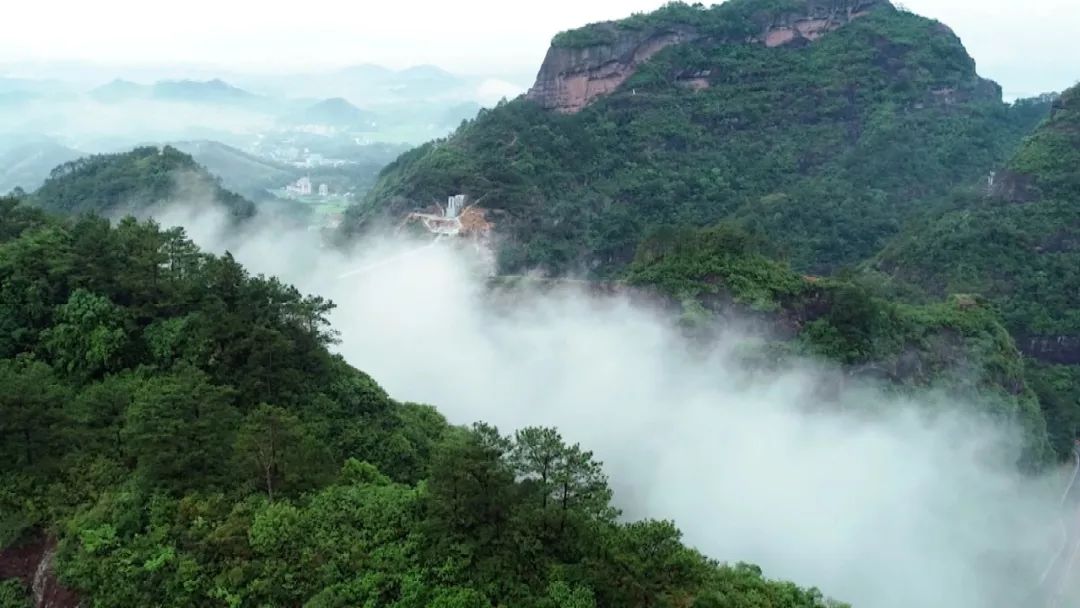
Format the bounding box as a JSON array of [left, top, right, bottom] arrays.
[[153, 203, 1072, 607]]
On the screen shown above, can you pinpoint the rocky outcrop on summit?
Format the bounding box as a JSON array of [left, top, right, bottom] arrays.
[[526, 0, 890, 113], [761, 0, 883, 47], [526, 25, 700, 113]]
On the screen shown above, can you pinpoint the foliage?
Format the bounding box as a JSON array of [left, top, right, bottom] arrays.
[[350, 2, 1048, 277], [0, 200, 844, 607], [625, 223, 1053, 462], [30, 146, 255, 219]]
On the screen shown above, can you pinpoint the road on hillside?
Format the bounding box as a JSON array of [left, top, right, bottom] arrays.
[[1041, 444, 1080, 606]]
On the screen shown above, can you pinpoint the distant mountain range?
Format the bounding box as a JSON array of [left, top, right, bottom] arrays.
[[283, 98, 377, 128], [90, 78, 263, 106]]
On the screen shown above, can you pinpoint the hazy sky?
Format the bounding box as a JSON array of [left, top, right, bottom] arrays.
[[4, 0, 1078, 97]]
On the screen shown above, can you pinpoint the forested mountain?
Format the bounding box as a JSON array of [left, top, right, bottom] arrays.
[[0, 138, 82, 195], [29, 146, 256, 219], [874, 85, 1080, 349], [286, 98, 377, 128], [871, 84, 1080, 453], [90, 79, 262, 106], [168, 140, 301, 201], [0, 197, 847, 607], [345, 0, 1051, 276]]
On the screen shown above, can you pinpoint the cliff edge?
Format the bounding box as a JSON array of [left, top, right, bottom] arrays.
[[526, 0, 892, 113]]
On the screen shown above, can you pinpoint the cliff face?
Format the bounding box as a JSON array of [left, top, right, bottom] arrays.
[[526, 0, 889, 113], [526, 25, 700, 113], [761, 0, 884, 47], [0, 535, 79, 608]]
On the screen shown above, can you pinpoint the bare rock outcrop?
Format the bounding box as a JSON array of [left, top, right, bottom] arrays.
[[761, 0, 883, 48], [526, 25, 700, 113], [526, 0, 890, 114], [1020, 335, 1080, 365], [0, 535, 80, 608]]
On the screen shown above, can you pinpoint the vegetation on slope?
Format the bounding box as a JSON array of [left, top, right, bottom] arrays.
[[0, 196, 846, 607], [872, 85, 1079, 337], [30, 146, 256, 219], [625, 223, 1051, 463], [348, 1, 1049, 277], [870, 85, 1080, 455]]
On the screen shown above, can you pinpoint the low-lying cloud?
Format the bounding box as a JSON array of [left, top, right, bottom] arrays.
[[156, 203, 1073, 608]]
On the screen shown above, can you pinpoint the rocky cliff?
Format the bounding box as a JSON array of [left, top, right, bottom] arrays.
[[526, 0, 890, 113], [526, 24, 700, 113], [0, 535, 79, 608]]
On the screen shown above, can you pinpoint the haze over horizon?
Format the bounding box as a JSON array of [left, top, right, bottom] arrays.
[[3, 0, 1078, 99]]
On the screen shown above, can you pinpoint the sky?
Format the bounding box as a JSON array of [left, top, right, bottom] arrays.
[[3, 0, 1078, 98]]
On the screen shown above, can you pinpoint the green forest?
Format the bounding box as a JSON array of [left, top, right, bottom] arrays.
[[3, 0, 1080, 605], [348, 4, 1051, 277], [0, 198, 847, 607], [349, 0, 1080, 472], [29, 146, 255, 220]]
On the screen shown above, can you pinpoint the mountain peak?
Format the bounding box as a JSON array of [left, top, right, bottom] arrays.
[[529, 0, 893, 113]]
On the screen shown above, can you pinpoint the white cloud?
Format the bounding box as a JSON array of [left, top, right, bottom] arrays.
[[148, 202, 1076, 608], [5, 1, 1077, 96]]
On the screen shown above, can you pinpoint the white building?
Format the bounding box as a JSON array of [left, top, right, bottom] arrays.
[[318, 183, 329, 197], [286, 176, 313, 196]]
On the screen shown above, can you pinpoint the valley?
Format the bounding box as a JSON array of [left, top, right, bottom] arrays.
[[1, 1, 1080, 607]]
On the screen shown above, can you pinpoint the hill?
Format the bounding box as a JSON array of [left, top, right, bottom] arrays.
[[29, 146, 256, 219], [345, 0, 1048, 276], [285, 97, 376, 128], [0, 137, 83, 194], [87, 78, 146, 103], [169, 140, 301, 200], [873, 85, 1080, 352], [0, 198, 850, 607], [870, 85, 1080, 453], [88, 78, 261, 106]]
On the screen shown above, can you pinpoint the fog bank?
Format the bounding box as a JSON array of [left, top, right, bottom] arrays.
[[159, 205, 1070, 608]]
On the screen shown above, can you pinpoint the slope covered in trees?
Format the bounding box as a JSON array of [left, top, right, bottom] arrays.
[[29, 146, 256, 220], [870, 84, 1080, 454], [345, 0, 1049, 276], [0, 196, 847, 607], [874, 85, 1080, 342]]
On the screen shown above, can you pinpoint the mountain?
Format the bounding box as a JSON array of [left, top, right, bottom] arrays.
[[88, 78, 261, 106], [0, 198, 850, 608], [150, 78, 260, 105], [0, 137, 83, 194], [169, 140, 300, 200], [873, 85, 1080, 355], [869, 85, 1080, 454], [29, 145, 256, 219], [88, 78, 147, 103], [613, 221, 1052, 461], [346, 0, 1047, 276], [286, 97, 376, 128]]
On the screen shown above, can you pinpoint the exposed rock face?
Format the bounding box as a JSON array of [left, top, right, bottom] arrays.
[[991, 169, 1040, 203], [761, 0, 882, 48], [527, 0, 889, 113], [1020, 335, 1080, 365], [0, 535, 79, 608], [526, 25, 700, 113]]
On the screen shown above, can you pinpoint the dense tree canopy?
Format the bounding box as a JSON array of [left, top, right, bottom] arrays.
[[347, 2, 1050, 277], [0, 197, 848, 607], [30, 146, 255, 219]]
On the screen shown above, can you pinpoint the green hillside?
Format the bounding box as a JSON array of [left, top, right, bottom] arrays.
[[871, 85, 1080, 454], [0, 197, 848, 608], [30, 146, 256, 219], [345, 0, 1048, 276]]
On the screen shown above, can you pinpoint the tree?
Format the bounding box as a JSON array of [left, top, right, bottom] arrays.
[[234, 404, 329, 500], [122, 368, 239, 490], [0, 359, 68, 470], [510, 427, 617, 540], [41, 289, 130, 380]]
